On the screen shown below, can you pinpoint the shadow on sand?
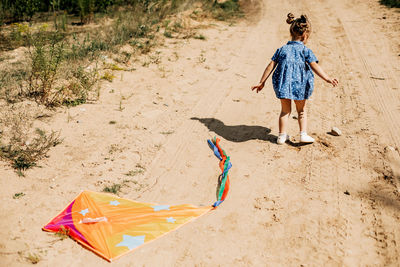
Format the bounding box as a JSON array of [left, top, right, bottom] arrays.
[[191, 117, 277, 143]]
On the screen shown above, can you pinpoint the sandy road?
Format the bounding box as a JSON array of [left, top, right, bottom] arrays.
[[1, 0, 400, 266]]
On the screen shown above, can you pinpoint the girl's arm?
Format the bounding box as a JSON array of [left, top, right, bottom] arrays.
[[309, 62, 338, 87], [252, 60, 277, 93]]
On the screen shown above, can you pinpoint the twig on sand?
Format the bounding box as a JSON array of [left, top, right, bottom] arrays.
[[370, 76, 385, 80]]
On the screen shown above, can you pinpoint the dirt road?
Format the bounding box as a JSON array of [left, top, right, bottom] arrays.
[[1, 0, 400, 266]]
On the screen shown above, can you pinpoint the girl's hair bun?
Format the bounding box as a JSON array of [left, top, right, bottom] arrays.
[[286, 13, 295, 24], [300, 15, 308, 22], [288, 13, 311, 37]]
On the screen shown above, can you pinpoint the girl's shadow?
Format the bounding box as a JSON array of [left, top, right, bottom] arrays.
[[191, 117, 277, 143]]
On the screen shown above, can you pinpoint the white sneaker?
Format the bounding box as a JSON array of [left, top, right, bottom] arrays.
[[300, 132, 315, 143], [277, 133, 289, 145]]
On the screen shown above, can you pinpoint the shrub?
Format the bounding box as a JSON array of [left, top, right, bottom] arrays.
[[0, 108, 62, 175], [0, 0, 41, 23], [379, 0, 400, 7], [204, 0, 242, 21], [0, 64, 29, 103], [25, 27, 65, 106], [7, 24, 99, 107]]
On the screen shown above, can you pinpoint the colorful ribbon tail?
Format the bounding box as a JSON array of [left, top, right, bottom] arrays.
[[207, 139, 222, 160], [212, 200, 224, 207]]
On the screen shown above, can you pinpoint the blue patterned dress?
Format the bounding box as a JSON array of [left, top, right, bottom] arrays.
[[271, 41, 318, 100]]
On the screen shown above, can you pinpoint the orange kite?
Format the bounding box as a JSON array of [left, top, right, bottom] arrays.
[[43, 138, 231, 262]]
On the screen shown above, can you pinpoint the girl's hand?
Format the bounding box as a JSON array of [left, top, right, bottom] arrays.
[[326, 78, 339, 87], [251, 82, 265, 93]]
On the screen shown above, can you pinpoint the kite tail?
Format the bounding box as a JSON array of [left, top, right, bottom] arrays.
[[207, 137, 232, 208]]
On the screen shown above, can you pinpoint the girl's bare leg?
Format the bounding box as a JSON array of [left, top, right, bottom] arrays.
[[294, 100, 314, 143], [294, 100, 307, 133], [279, 99, 292, 134]]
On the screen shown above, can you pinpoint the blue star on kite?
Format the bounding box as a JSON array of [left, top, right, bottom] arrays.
[[79, 208, 89, 216], [166, 217, 176, 223], [116, 235, 145, 250], [109, 200, 120, 206], [152, 205, 170, 211]]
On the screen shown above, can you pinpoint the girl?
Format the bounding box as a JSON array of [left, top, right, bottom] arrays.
[[252, 13, 338, 144]]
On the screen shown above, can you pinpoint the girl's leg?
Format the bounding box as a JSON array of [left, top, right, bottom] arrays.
[[294, 100, 314, 143], [294, 100, 307, 132], [279, 99, 292, 134]]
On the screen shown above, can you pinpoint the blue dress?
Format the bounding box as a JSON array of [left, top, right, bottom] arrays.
[[271, 41, 318, 100]]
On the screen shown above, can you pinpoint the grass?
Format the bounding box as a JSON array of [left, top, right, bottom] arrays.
[[125, 164, 146, 176], [108, 144, 122, 155], [105, 63, 125, 71], [197, 53, 206, 63], [101, 71, 115, 82], [102, 174, 147, 194], [26, 253, 40, 264], [155, 143, 162, 150], [55, 225, 70, 240], [194, 34, 206, 40], [103, 183, 122, 194], [13, 192, 25, 199], [125, 169, 144, 176], [164, 31, 173, 38]]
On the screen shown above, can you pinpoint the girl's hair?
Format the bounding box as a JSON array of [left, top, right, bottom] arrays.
[[286, 13, 311, 37]]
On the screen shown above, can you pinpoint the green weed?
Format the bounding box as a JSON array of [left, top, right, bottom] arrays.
[[105, 63, 125, 71], [55, 225, 70, 240], [125, 163, 146, 176], [194, 34, 206, 40], [26, 253, 40, 264], [164, 31, 173, 38], [101, 71, 115, 82], [103, 183, 122, 194], [13, 192, 25, 199]]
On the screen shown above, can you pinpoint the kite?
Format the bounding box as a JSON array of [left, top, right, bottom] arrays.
[[43, 138, 231, 262]]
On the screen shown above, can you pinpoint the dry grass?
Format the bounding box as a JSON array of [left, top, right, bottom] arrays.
[[26, 253, 40, 264], [0, 108, 62, 175]]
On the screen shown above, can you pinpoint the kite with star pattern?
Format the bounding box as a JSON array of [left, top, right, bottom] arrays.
[[43, 191, 211, 262], [43, 138, 232, 261]]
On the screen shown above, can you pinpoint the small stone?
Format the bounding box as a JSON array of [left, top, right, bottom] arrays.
[[331, 127, 342, 136], [385, 146, 395, 152], [344, 190, 350, 195]]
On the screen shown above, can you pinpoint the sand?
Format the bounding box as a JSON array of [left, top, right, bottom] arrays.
[[1, 0, 400, 266]]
